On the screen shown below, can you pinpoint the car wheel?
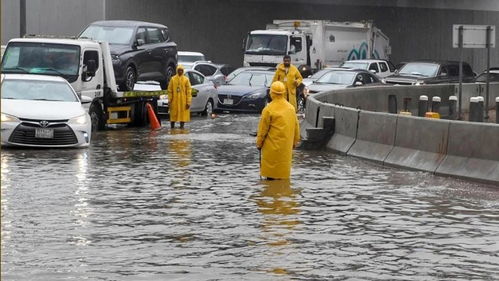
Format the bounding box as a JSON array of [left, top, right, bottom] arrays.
[[162, 64, 175, 89], [120, 66, 136, 91], [89, 103, 105, 131], [202, 99, 214, 116], [297, 94, 305, 113]]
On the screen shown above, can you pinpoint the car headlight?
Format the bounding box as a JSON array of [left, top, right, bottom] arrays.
[[303, 87, 310, 97], [248, 92, 264, 99], [159, 95, 168, 100], [1, 113, 19, 123], [69, 114, 89, 125]]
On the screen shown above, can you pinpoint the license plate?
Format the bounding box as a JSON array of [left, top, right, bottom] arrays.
[[224, 98, 233, 105], [35, 128, 54, 139]]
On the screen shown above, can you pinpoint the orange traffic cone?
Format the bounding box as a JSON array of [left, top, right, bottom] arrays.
[[145, 103, 161, 130]]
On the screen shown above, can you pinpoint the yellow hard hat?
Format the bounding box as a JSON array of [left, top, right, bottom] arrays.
[[270, 81, 286, 95]]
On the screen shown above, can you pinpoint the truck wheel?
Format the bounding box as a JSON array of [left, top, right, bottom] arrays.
[[132, 101, 148, 126], [89, 103, 105, 131], [121, 66, 136, 91], [201, 99, 214, 116]]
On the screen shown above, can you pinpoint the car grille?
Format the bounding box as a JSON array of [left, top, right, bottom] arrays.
[[218, 94, 242, 105], [9, 123, 78, 146]]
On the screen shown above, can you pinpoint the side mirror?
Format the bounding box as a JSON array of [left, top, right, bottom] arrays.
[[394, 69, 399, 75], [288, 45, 296, 54], [81, 95, 93, 104], [370, 69, 377, 74], [440, 72, 448, 77], [354, 81, 363, 86], [134, 38, 145, 47]]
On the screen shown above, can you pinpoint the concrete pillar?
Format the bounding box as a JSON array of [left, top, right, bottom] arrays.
[[432, 96, 441, 113], [418, 95, 428, 117], [469, 97, 482, 122], [449, 95, 458, 120]]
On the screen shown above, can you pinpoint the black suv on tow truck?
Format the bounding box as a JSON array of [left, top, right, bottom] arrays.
[[80, 20, 177, 90]]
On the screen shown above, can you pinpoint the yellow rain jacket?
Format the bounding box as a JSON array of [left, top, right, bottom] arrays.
[[272, 63, 303, 111], [256, 87, 300, 179], [168, 65, 192, 122]]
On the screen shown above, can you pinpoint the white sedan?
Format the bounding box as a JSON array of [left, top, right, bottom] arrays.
[[1, 74, 92, 148]]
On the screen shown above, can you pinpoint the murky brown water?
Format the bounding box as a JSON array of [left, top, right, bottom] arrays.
[[2, 114, 499, 280]]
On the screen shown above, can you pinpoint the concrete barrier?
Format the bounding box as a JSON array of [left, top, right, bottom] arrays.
[[384, 115, 449, 172], [348, 111, 397, 163], [326, 106, 359, 154], [436, 122, 499, 184]]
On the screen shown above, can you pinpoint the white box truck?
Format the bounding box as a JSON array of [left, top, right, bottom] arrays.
[[1, 36, 165, 131], [243, 20, 391, 74]]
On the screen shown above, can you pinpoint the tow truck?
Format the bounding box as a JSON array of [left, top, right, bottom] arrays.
[[1, 36, 168, 130]]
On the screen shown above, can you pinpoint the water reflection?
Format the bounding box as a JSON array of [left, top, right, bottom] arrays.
[[168, 129, 192, 168], [254, 179, 301, 276]]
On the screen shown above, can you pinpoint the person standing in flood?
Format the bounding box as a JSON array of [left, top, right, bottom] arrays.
[[256, 81, 300, 180], [272, 55, 303, 112], [168, 65, 192, 129]]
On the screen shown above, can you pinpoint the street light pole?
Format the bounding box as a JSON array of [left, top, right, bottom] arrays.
[[20, 0, 26, 37]]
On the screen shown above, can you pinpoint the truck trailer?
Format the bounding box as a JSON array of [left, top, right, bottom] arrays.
[[243, 20, 391, 75]]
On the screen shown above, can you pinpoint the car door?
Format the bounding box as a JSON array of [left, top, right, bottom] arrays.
[[145, 27, 166, 80], [187, 71, 205, 112], [378, 61, 390, 78], [133, 27, 151, 79]]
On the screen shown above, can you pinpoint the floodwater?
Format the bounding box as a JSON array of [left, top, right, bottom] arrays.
[[2, 114, 499, 281]]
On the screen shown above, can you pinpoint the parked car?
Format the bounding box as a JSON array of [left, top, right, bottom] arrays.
[[305, 69, 383, 95], [340, 59, 396, 78], [191, 61, 232, 86], [475, 67, 499, 82], [178, 51, 206, 69], [385, 60, 475, 85], [225, 66, 275, 83], [1, 74, 92, 148], [79, 20, 178, 90], [157, 69, 218, 116], [216, 70, 274, 113], [302, 67, 340, 87]]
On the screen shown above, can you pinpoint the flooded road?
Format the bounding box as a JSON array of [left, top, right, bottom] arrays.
[[2, 114, 499, 280]]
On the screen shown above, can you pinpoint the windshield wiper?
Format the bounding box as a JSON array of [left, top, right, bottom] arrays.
[[34, 67, 66, 76], [32, 98, 59, 101], [3, 67, 29, 73], [401, 72, 427, 77]]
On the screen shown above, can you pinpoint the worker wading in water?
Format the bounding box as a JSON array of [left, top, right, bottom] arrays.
[[272, 55, 303, 112], [167, 65, 192, 129], [256, 81, 300, 180]]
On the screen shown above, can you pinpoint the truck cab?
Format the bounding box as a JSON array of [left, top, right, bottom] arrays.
[[244, 30, 308, 68]]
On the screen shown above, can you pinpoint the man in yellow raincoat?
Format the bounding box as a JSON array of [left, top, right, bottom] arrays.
[[167, 65, 192, 129], [272, 55, 303, 112], [256, 81, 300, 180]]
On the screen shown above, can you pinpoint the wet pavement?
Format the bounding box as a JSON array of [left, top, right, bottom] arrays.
[[1, 114, 499, 280]]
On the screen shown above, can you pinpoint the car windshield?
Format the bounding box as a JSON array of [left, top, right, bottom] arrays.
[[399, 63, 439, 77], [316, 71, 356, 85], [178, 55, 205, 63], [80, 25, 134, 45], [1, 43, 80, 81], [1, 79, 78, 102], [309, 69, 333, 79], [341, 62, 369, 69], [245, 34, 287, 55], [228, 72, 272, 87]]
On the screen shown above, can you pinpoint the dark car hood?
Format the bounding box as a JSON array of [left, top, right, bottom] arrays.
[[217, 85, 267, 96], [109, 44, 132, 56], [385, 74, 431, 83]]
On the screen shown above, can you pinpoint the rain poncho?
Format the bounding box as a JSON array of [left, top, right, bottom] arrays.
[[272, 63, 303, 112], [256, 82, 300, 179], [168, 65, 192, 122]]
